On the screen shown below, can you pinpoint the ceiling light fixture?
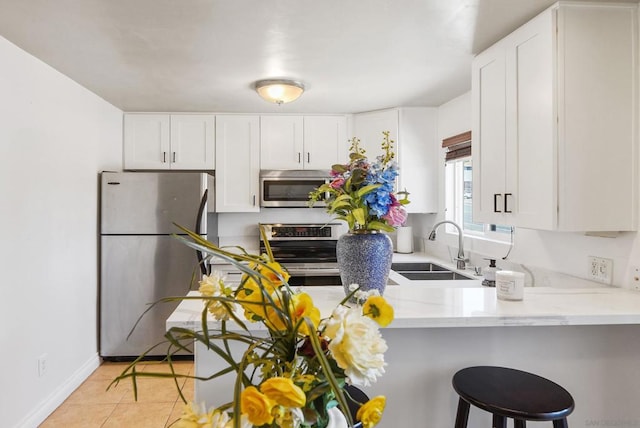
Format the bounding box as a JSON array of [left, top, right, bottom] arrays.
[[254, 79, 305, 105]]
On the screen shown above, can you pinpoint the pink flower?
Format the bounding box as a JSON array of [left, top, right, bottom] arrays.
[[330, 168, 346, 177], [330, 177, 345, 189], [382, 204, 407, 227]]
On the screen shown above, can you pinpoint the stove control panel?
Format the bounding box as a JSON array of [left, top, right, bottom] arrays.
[[260, 223, 341, 241]]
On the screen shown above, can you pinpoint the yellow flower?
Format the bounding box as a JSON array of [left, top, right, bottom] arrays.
[[356, 396, 386, 428], [263, 292, 320, 334], [260, 377, 307, 408], [292, 293, 321, 335], [259, 261, 290, 287], [236, 278, 269, 321], [241, 386, 275, 426], [265, 302, 290, 331], [362, 296, 394, 327]]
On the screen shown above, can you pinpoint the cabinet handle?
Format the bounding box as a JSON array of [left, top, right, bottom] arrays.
[[253, 195, 256, 206], [307, 152, 310, 163], [163, 152, 167, 163], [493, 193, 502, 213], [298, 152, 301, 164], [172, 152, 176, 163], [504, 193, 512, 213]]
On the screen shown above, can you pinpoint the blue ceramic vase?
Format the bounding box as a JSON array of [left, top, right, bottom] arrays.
[[336, 230, 393, 297]]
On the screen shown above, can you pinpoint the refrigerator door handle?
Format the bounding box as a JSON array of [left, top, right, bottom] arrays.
[[195, 189, 210, 276]]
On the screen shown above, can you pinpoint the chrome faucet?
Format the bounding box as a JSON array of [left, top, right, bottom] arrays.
[[428, 220, 468, 270]]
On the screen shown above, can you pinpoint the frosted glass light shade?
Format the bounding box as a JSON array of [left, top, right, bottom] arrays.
[[255, 79, 304, 104]]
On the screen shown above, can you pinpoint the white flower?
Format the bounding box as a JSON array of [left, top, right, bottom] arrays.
[[348, 283, 381, 304], [199, 271, 226, 295], [199, 271, 234, 321], [326, 407, 349, 428], [274, 406, 304, 428], [322, 305, 388, 387]]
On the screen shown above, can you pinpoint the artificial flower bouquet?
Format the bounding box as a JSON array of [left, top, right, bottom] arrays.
[[308, 131, 409, 232], [112, 226, 394, 428]]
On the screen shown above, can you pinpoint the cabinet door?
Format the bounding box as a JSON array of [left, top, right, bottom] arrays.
[[505, 10, 555, 229], [260, 116, 304, 169], [124, 114, 171, 170], [472, 44, 507, 225], [303, 116, 346, 169], [353, 109, 399, 157], [557, 4, 637, 231], [215, 115, 260, 212], [170, 115, 215, 170]]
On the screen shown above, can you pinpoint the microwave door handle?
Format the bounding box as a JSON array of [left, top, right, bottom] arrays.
[[195, 189, 209, 276]]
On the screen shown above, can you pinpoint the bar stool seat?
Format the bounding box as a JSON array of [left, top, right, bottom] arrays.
[[452, 366, 575, 428]]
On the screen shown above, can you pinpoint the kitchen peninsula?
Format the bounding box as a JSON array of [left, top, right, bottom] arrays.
[[167, 284, 640, 426]]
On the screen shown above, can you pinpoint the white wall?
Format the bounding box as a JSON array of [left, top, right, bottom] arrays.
[[0, 36, 122, 427], [427, 91, 640, 289]]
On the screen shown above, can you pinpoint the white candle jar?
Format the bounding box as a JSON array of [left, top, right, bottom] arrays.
[[496, 270, 525, 301]]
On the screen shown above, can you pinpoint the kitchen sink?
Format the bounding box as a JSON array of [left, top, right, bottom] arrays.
[[391, 262, 449, 272], [397, 271, 473, 281], [391, 262, 474, 281]]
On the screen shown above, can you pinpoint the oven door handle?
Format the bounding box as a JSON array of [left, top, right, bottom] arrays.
[[286, 268, 341, 276]]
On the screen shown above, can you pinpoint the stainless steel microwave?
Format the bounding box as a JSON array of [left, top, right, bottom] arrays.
[[260, 170, 330, 207]]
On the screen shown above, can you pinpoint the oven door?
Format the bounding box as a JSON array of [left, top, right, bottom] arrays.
[[286, 265, 342, 286]]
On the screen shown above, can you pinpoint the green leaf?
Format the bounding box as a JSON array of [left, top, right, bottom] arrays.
[[355, 183, 381, 198], [303, 318, 354, 428], [352, 207, 366, 225], [367, 220, 395, 232]]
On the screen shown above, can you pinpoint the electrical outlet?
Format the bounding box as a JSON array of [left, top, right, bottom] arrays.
[[630, 265, 640, 290], [588, 256, 613, 285], [38, 354, 47, 377]]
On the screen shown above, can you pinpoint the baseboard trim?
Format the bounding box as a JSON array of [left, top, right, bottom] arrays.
[[15, 353, 101, 428]]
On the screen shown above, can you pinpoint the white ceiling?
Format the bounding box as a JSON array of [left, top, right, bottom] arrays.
[[0, 0, 635, 114]]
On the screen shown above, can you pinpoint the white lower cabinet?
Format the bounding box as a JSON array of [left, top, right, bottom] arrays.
[[472, 2, 637, 231], [353, 108, 438, 213], [215, 115, 260, 212]]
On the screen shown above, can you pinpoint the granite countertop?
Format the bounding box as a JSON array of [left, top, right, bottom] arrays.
[[167, 283, 640, 331]]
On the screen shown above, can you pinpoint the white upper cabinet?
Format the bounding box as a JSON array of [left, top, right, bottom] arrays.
[[215, 115, 260, 212], [260, 116, 303, 169], [352, 109, 399, 157], [353, 108, 438, 213], [260, 115, 346, 170], [472, 2, 637, 231], [170, 115, 215, 170], [124, 113, 215, 170], [124, 114, 170, 170], [303, 116, 346, 169]]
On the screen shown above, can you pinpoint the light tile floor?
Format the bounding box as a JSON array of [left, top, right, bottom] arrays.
[[39, 361, 194, 428]]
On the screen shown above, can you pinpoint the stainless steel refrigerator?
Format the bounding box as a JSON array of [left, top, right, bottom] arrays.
[[99, 171, 209, 359]]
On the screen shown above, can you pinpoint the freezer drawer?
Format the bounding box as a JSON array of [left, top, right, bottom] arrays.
[[100, 235, 199, 358]]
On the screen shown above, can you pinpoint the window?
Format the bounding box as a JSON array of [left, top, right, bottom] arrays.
[[445, 158, 479, 232], [445, 157, 511, 241]]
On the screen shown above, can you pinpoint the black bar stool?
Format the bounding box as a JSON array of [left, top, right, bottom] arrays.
[[452, 366, 575, 428]]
